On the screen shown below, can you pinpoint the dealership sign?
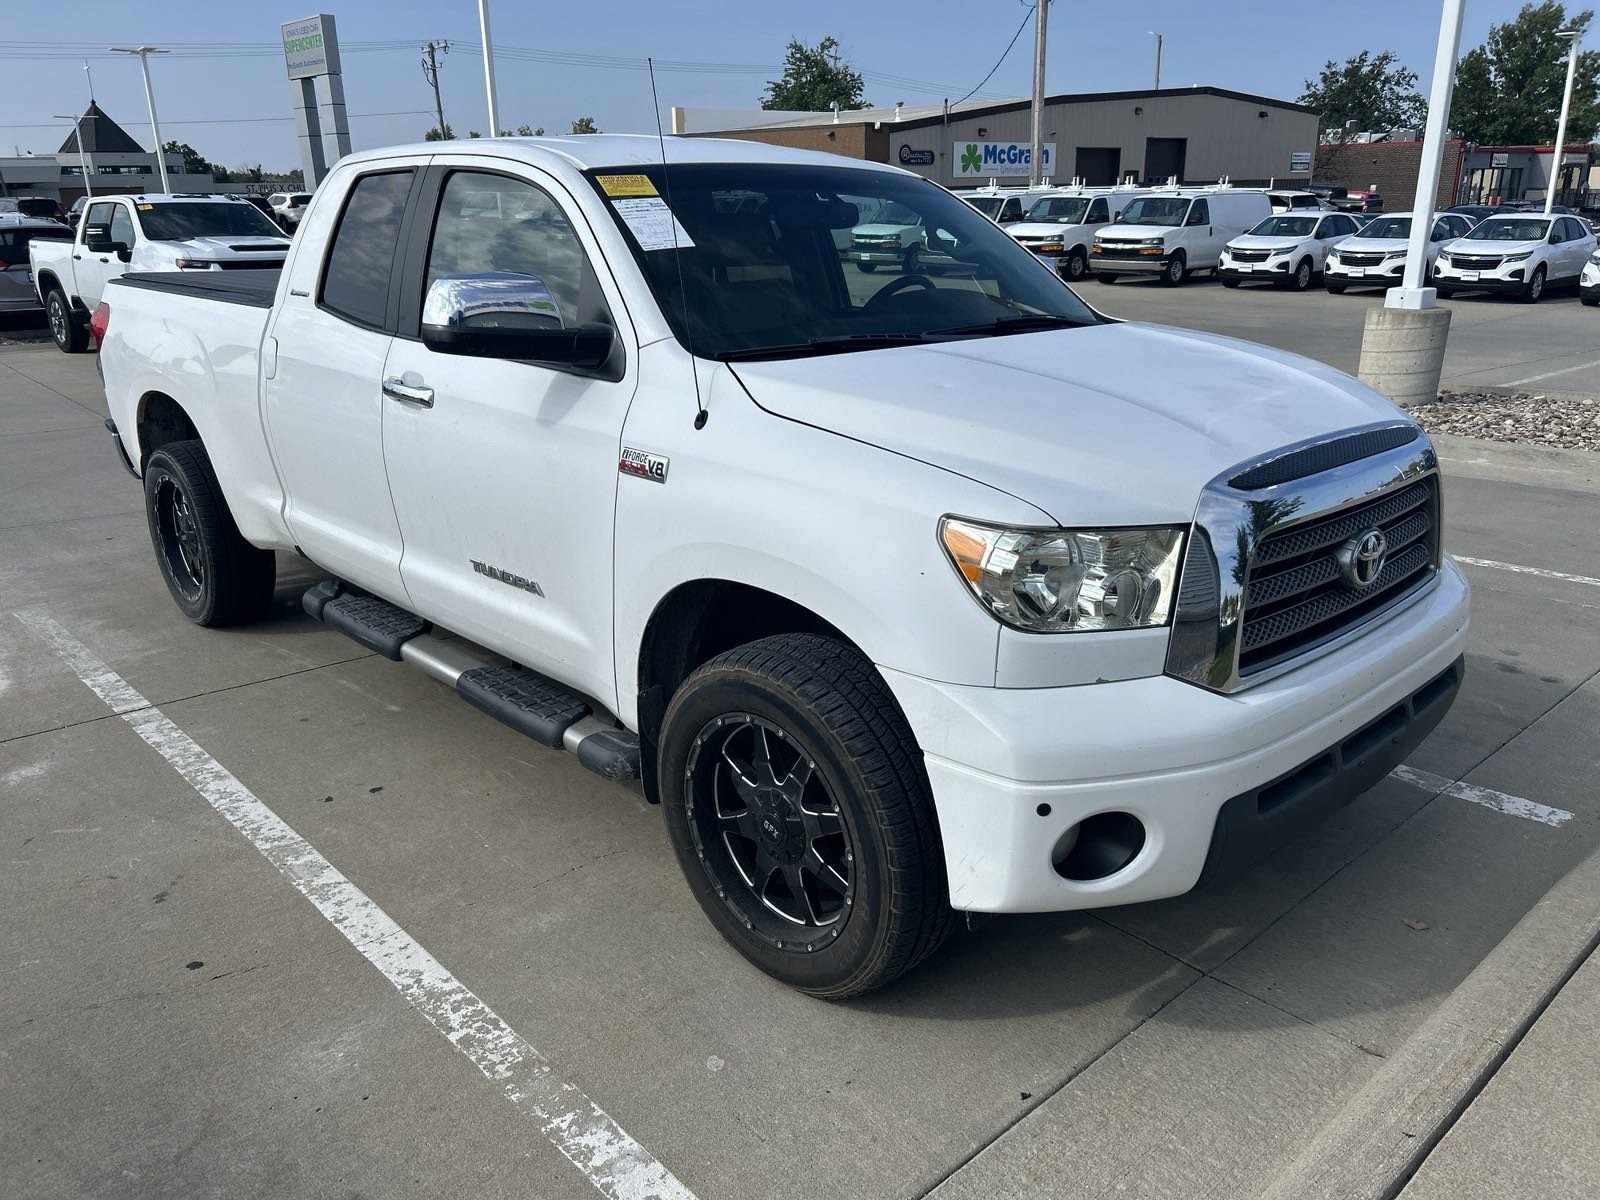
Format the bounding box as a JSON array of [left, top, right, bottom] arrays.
[[282, 13, 342, 80], [898, 145, 936, 167], [953, 141, 1056, 178]]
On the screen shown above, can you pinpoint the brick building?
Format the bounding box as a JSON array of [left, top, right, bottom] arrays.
[[1314, 139, 1465, 210]]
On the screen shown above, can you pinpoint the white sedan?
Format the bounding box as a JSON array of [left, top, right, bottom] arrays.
[[1219, 211, 1366, 291], [1435, 213, 1597, 303], [1325, 211, 1476, 293]]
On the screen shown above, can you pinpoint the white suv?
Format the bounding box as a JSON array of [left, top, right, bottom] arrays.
[[1435, 213, 1597, 303], [1220, 211, 1364, 291], [1325, 211, 1475, 293]]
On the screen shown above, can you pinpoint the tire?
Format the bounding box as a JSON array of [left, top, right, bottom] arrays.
[[46, 289, 87, 353], [1436, 285, 1456, 299], [1288, 258, 1314, 291], [1158, 253, 1186, 286], [1062, 248, 1087, 281], [1095, 272, 1117, 285], [143, 439, 276, 626], [1221, 277, 1240, 289], [1326, 282, 1347, 295], [857, 262, 877, 273], [660, 633, 953, 999], [1582, 295, 1599, 307], [1520, 266, 1546, 304]]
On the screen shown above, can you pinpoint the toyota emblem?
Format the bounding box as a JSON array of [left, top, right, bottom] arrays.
[[1337, 528, 1389, 588]]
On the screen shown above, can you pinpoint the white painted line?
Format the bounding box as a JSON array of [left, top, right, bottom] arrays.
[[1453, 555, 1600, 588], [1501, 357, 1600, 387], [1391, 764, 1574, 827], [16, 612, 695, 1200]]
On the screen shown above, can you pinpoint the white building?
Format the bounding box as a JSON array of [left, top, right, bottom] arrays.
[[0, 101, 219, 205]]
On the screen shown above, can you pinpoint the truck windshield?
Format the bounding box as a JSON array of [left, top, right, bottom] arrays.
[[1117, 197, 1190, 227], [964, 196, 1006, 218], [1024, 197, 1091, 224], [586, 163, 1095, 361], [137, 203, 285, 241]]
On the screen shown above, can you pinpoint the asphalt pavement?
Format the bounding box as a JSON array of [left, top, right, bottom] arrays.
[[2, 311, 1598, 1200]]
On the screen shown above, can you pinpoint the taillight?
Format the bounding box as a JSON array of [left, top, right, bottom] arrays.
[[89, 301, 111, 346], [0, 259, 9, 270]]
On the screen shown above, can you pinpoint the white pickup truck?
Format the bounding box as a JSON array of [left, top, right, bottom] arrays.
[[30, 193, 289, 352], [97, 136, 1469, 998]]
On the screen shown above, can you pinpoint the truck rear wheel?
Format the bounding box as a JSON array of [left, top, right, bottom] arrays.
[[46, 289, 88, 354], [143, 439, 276, 626], [659, 633, 952, 998]]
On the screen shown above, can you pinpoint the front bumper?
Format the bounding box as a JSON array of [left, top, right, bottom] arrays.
[[1434, 263, 1529, 293], [1219, 258, 1291, 281], [850, 247, 905, 264], [882, 558, 1470, 913], [1090, 252, 1168, 275], [1326, 260, 1405, 286]]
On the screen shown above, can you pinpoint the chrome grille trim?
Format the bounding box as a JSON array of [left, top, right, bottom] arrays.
[[1164, 425, 1440, 693]]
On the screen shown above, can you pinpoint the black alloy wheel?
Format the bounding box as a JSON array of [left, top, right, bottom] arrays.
[[152, 471, 206, 604]]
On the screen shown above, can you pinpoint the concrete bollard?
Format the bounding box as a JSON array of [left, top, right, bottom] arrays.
[[1357, 305, 1452, 408]]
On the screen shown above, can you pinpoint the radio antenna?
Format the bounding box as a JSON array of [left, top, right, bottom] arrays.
[[647, 57, 706, 429]]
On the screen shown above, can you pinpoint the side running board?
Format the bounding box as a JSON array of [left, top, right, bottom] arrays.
[[302, 581, 641, 782]]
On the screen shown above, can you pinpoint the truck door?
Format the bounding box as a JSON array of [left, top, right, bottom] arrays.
[[378, 161, 637, 709], [73, 200, 125, 309], [261, 165, 420, 600]]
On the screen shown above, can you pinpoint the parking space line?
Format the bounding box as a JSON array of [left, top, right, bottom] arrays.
[[1453, 556, 1600, 588], [1391, 764, 1575, 827], [1501, 358, 1600, 387], [16, 611, 695, 1200]]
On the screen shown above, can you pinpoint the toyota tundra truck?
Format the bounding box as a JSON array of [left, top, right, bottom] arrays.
[[95, 136, 1469, 998]]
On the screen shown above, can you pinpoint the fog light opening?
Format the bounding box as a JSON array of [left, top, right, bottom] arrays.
[[1051, 811, 1147, 881]]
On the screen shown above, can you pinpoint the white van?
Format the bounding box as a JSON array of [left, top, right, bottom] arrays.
[[957, 184, 1059, 226], [1091, 186, 1274, 286], [1004, 187, 1141, 281]]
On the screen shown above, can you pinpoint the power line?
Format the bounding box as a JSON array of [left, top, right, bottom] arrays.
[[952, 5, 1036, 107]]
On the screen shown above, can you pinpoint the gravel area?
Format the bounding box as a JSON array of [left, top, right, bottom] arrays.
[[1414, 390, 1600, 452]]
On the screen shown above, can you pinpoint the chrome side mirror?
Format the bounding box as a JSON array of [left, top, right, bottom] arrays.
[[421, 272, 612, 369]]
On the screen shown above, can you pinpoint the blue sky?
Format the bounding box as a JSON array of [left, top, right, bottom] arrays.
[[3, 1, 1532, 171]]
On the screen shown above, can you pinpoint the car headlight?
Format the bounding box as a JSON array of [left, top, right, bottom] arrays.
[[1139, 237, 1164, 247], [939, 518, 1184, 633], [1326, 251, 1341, 264], [1500, 251, 1532, 263], [1435, 251, 1452, 265]]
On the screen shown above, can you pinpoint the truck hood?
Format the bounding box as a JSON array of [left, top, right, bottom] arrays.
[[728, 322, 1410, 526], [155, 235, 291, 258]]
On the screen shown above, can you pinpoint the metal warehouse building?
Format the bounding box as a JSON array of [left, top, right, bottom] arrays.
[[677, 87, 1321, 190]]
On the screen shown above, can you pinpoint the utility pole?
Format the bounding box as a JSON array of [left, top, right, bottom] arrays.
[[478, 1, 500, 136], [1150, 32, 1163, 89], [422, 39, 450, 139], [1546, 29, 1582, 215], [1029, 0, 1049, 185], [109, 46, 170, 193], [54, 113, 94, 200]]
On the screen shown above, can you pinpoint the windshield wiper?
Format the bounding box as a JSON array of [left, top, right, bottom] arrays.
[[929, 313, 1091, 337], [716, 332, 943, 362]]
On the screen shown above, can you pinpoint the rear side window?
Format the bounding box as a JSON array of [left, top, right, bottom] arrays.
[[320, 170, 414, 328]]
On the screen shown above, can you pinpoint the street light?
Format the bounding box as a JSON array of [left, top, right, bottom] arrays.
[[1149, 32, 1163, 90], [53, 113, 94, 200], [478, 0, 501, 137], [109, 45, 171, 194], [1547, 29, 1582, 215]]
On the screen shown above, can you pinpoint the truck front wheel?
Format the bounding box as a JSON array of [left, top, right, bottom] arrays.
[[46, 289, 88, 353], [659, 633, 952, 998], [143, 440, 276, 626]]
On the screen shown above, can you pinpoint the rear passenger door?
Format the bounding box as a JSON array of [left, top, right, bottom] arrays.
[[262, 163, 423, 600], [1560, 217, 1593, 278]]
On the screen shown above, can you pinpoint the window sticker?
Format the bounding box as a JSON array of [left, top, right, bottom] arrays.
[[596, 174, 658, 198], [612, 196, 695, 252]]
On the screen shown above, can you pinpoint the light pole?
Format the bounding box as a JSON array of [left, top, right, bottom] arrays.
[[109, 46, 171, 193], [1029, 0, 1049, 185], [1150, 32, 1163, 90], [478, 0, 501, 136], [1546, 29, 1582, 215], [53, 113, 94, 200]]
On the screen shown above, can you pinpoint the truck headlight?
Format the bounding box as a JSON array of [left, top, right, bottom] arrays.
[[174, 257, 215, 270], [939, 518, 1185, 633]]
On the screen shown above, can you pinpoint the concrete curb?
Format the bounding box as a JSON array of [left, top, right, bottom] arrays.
[[1259, 843, 1600, 1200]]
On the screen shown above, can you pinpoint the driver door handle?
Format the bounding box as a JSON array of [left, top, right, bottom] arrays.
[[382, 376, 434, 408]]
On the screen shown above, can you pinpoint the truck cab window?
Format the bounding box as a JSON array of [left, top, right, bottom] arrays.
[[320, 169, 414, 328], [423, 171, 584, 327]]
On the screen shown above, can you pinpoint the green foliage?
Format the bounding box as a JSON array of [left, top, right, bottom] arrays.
[[1298, 51, 1427, 136], [515, 123, 538, 137], [570, 116, 599, 134], [761, 36, 866, 112], [163, 139, 230, 180], [1452, 3, 1600, 144], [424, 124, 454, 141]]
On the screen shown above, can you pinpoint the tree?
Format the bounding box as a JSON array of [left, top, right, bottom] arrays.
[[163, 139, 230, 180], [424, 124, 454, 141], [570, 115, 599, 134], [1298, 51, 1427, 138], [761, 36, 866, 111], [1452, 3, 1600, 144], [515, 123, 540, 137]]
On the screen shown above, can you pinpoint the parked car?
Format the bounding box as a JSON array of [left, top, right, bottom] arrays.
[[231, 193, 278, 223], [94, 136, 1468, 997], [1003, 186, 1140, 281], [0, 196, 66, 223], [1324, 211, 1475, 293], [1307, 184, 1364, 213], [1090, 186, 1273, 285], [1434, 213, 1597, 302], [267, 191, 313, 229], [1579, 247, 1600, 305], [0, 214, 64, 315], [1219, 210, 1365, 290], [1266, 190, 1326, 213], [29, 193, 290, 352]]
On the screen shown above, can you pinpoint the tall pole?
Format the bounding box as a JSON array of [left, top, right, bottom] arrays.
[[1390, 0, 1465, 310], [1546, 30, 1582, 215], [54, 113, 94, 200], [477, 1, 500, 136], [422, 40, 450, 138], [110, 46, 170, 193], [1151, 32, 1163, 89], [1029, 0, 1048, 185]]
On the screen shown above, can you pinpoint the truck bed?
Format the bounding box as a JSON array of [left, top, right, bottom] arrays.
[[113, 270, 279, 308]]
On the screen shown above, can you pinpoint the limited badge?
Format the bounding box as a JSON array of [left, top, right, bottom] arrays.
[[619, 447, 669, 483]]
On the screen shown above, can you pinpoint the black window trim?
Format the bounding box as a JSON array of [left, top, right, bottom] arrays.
[[316, 165, 425, 334]]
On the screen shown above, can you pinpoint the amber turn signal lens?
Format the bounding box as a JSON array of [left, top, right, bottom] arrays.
[[941, 524, 987, 583]]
